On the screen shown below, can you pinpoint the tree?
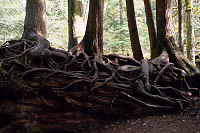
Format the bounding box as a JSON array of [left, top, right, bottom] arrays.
[[156, 0, 199, 75], [69, 0, 104, 56], [22, 0, 68, 67], [143, 0, 157, 58], [23, 0, 47, 38], [155, 0, 166, 57], [185, 0, 195, 64], [178, 0, 184, 53], [126, 0, 144, 61], [119, 0, 123, 25], [0, 0, 199, 132], [68, 0, 85, 50]]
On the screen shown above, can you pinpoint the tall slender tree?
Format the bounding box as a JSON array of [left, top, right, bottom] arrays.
[[97, 0, 104, 54], [126, 0, 144, 61], [143, 0, 157, 58], [156, 0, 199, 75], [23, 0, 47, 38], [178, 0, 184, 53], [69, 0, 104, 57], [68, 0, 85, 50], [185, 0, 195, 64], [119, 0, 123, 25]]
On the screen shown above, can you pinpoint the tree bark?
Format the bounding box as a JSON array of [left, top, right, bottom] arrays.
[[69, 0, 104, 57], [22, 0, 69, 67], [98, 0, 104, 54], [126, 0, 144, 61], [155, 0, 165, 56], [68, 0, 85, 50], [156, 0, 199, 75], [178, 0, 184, 53], [119, 0, 123, 25], [143, 0, 157, 58], [84, 0, 104, 56], [23, 0, 47, 38], [185, 0, 195, 65]]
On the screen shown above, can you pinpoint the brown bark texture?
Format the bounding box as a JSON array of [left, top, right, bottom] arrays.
[[23, 0, 47, 38], [68, 0, 85, 50], [126, 0, 144, 61], [119, 0, 123, 25], [185, 0, 195, 64], [69, 0, 104, 57], [143, 0, 157, 58], [156, 0, 199, 75], [178, 0, 184, 53]]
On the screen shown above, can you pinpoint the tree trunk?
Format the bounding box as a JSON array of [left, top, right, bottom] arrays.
[[23, 0, 47, 38], [68, 0, 85, 50], [143, 0, 157, 58], [83, 0, 104, 56], [156, 0, 199, 75], [119, 0, 123, 25], [69, 0, 104, 57], [126, 0, 144, 61], [155, 0, 165, 56], [98, 0, 104, 54], [185, 0, 195, 65], [22, 0, 69, 67], [178, 0, 184, 53]]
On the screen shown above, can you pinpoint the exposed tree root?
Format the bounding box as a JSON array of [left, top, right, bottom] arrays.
[[1, 35, 200, 132]]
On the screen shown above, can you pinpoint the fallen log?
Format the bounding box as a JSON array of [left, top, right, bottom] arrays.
[[0, 36, 199, 132]]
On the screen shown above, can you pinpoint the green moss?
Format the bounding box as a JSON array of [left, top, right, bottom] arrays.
[[156, 65, 162, 70], [25, 56, 30, 65], [27, 127, 42, 133], [0, 67, 8, 79], [10, 73, 23, 85], [14, 105, 33, 119], [16, 127, 42, 133], [185, 0, 193, 11], [27, 86, 35, 91]]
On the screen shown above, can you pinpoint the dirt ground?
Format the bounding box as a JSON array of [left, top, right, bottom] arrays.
[[88, 112, 200, 133], [1, 100, 200, 133], [1, 97, 200, 133]]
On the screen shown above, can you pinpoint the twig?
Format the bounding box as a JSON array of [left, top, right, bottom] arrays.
[[20, 68, 55, 78], [0, 46, 34, 61], [56, 79, 90, 91], [40, 96, 54, 107], [64, 55, 75, 70], [111, 94, 122, 114], [120, 91, 173, 109], [154, 62, 171, 85], [0, 60, 2, 67], [91, 61, 98, 83]]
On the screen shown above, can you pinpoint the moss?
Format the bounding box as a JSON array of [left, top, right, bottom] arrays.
[[10, 73, 24, 86], [14, 105, 33, 119], [25, 56, 30, 65], [27, 128, 42, 133], [185, 0, 193, 11], [0, 67, 8, 79]]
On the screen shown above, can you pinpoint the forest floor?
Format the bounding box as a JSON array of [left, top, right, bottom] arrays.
[[88, 96, 200, 133], [0, 96, 200, 133], [88, 112, 200, 133]]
